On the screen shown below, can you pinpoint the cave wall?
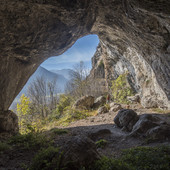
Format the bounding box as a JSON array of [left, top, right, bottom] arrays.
[[0, 0, 170, 112], [90, 42, 169, 108]]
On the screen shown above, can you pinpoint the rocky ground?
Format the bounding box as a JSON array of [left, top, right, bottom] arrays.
[[0, 105, 170, 169]]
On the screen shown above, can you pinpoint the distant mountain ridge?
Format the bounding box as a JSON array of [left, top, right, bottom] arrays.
[[10, 66, 69, 110], [50, 69, 72, 80]]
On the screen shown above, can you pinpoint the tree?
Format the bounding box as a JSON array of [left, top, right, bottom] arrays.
[[17, 94, 32, 134], [28, 76, 59, 117], [66, 61, 90, 99]]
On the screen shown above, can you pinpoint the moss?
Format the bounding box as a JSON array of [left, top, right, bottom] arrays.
[[95, 139, 108, 149]]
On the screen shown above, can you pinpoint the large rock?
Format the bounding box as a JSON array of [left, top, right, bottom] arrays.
[[73, 96, 94, 110], [114, 109, 139, 131], [146, 124, 170, 141], [131, 114, 160, 135], [61, 136, 100, 169], [130, 114, 170, 140], [93, 96, 106, 108], [0, 110, 19, 134]]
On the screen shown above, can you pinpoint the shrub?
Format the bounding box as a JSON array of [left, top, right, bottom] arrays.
[[111, 72, 134, 104], [30, 146, 64, 170]]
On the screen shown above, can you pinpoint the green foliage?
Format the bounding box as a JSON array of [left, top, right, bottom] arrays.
[[95, 139, 107, 149], [121, 146, 170, 170], [30, 146, 64, 170], [53, 94, 73, 118], [50, 128, 68, 135], [98, 60, 104, 68], [8, 132, 51, 149], [104, 104, 110, 110], [91, 156, 132, 170], [111, 73, 134, 104], [86, 145, 170, 170], [0, 142, 11, 153], [56, 108, 96, 126], [17, 94, 32, 134]]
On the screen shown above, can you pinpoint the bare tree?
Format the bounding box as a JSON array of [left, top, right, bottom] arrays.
[[28, 76, 59, 117], [66, 61, 91, 99]]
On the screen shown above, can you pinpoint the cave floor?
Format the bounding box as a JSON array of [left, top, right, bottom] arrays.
[[0, 105, 170, 170]]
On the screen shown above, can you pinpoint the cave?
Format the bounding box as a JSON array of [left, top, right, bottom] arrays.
[[0, 0, 170, 133]]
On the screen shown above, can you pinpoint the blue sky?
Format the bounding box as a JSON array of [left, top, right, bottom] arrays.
[[41, 34, 99, 70]]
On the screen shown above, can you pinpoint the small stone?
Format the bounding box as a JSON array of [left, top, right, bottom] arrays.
[[98, 106, 108, 114]]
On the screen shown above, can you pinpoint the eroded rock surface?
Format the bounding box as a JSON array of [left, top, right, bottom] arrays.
[[0, 110, 19, 134], [0, 0, 170, 128]]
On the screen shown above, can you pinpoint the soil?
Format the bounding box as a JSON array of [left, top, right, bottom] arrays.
[[0, 104, 170, 170]]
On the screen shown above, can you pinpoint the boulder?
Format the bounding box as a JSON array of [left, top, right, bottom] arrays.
[[73, 96, 94, 110], [114, 109, 139, 132], [61, 136, 100, 169], [0, 110, 19, 134], [130, 114, 169, 138], [93, 96, 106, 108], [127, 94, 140, 103], [109, 103, 122, 112], [97, 106, 108, 115], [146, 124, 170, 141], [132, 114, 159, 136]]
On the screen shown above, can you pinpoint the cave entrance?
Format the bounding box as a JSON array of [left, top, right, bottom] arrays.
[[10, 34, 100, 112]]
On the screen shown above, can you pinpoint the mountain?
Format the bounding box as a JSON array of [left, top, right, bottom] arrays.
[[10, 66, 68, 110], [50, 69, 73, 80]]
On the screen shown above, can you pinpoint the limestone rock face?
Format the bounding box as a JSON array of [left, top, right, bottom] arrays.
[[0, 110, 19, 134], [73, 96, 94, 110], [0, 0, 170, 112], [90, 42, 170, 109]]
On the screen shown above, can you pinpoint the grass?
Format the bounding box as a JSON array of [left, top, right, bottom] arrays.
[[50, 128, 68, 135], [52, 109, 97, 127], [152, 108, 170, 114], [8, 132, 52, 149], [0, 142, 11, 153]]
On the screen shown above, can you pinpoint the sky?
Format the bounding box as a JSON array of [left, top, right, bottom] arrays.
[[41, 34, 99, 71]]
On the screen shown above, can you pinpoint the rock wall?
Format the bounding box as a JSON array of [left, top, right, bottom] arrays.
[[0, 0, 170, 114], [90, 42, 170, 109]]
